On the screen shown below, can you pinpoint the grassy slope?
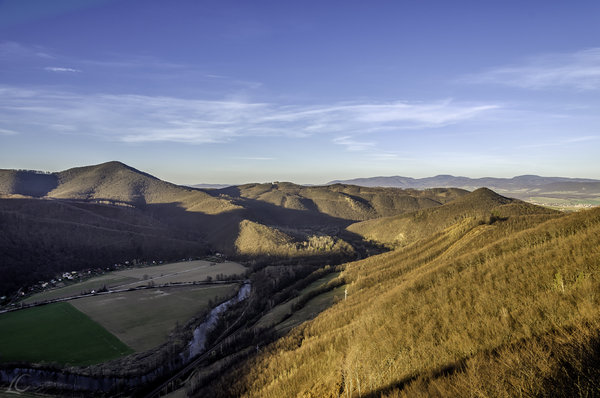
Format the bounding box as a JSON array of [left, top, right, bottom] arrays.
[[50, 161, 240, 215], [200, 193, 600, 397], [255, 272, 341, 330], [0, 302, 133, 366]]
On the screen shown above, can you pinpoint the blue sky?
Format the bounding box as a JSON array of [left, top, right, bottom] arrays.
[[1, 0, 599, 184]]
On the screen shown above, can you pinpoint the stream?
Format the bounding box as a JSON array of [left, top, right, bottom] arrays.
[[0, 281, 252, 395], [186, 282, 251, 359]]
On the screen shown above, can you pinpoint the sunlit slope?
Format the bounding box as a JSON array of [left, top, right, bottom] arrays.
[[204, 204, 600, 397], [234, 219, 354, 257], [48, 161, 239, 214], [348, 187, 557, 247]]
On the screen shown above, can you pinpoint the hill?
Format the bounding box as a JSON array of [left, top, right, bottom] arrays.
[[194, 196, 600, 398], [219, 182, 466, 223], [0, 162, 467, 296], [347, 188, 557, 247], [0, 198, 207, 295]]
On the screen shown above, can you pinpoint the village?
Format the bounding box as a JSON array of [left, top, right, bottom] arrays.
[[0, 253, 228, 310]]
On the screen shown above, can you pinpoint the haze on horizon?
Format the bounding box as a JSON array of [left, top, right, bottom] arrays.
[[1, 0, 600, 185]]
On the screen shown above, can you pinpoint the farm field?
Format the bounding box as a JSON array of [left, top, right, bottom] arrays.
[[0, 302, 133, 366], [71, 284, 239, 351], [255, 272, 341, 330], [24, 260, 246, 304]]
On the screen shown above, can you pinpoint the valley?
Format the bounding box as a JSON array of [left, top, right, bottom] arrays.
[[0, 162, 598, 397]]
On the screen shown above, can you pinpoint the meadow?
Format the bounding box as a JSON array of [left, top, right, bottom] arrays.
[[0, 302, 133, 366], [24, 260, 246, 304], [71, 284, 239, 351]]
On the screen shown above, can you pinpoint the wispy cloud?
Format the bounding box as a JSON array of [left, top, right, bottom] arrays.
[[0, 128, 19, 135], [44, 66, 82, 73], [0, 40, 53, 59], [333, 136, 376, 151], [234, 157, 275, 161], [518, 135, 600, 149], [465, 48, 600, 90], [0, 85, 498, 145]]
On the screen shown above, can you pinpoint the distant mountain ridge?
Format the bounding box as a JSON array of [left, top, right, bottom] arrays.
[[328, 174, 598, 189], [328, 174, 600, 200]]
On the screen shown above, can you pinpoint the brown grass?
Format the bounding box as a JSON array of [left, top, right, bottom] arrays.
[[71, 284, 238, 351], [198, 203, 600, 397]]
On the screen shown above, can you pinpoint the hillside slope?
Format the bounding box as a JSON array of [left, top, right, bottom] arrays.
[[196, 200, 600, 397], [220, 182, 466, 223], [0, 198, 206, 295], [348, 188, 556, 247]]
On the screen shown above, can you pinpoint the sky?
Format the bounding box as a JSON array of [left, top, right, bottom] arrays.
[[1, 0, 600, 184]]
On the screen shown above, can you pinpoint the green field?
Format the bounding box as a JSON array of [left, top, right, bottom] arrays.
[[71, 284, 239, 351], [0, 302, 133, 366], [24, 260, 246, 304]]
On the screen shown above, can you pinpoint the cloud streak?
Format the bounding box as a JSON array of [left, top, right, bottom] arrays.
[[0, 128, 19, 135], [0, 86, 498, 145], [44, 66, 82, 73], [465, 48, 600, 90], [333, 136, 376, 151]]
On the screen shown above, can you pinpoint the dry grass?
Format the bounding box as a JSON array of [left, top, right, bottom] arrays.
[[71, 284, 238, 351], [255, 272, 341, 330], [199, 198, 600, 397]]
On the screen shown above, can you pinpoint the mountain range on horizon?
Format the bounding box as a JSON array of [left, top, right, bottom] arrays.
[[328, 174, 600, 200]]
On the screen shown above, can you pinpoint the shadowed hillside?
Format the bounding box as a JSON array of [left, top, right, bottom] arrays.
[[0, 169, 58, 197], [0, 198, 207, 295], [193, 199, 600, 398]]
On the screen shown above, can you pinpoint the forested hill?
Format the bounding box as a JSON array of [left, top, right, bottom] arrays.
[[0, 162, 467, 296]]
